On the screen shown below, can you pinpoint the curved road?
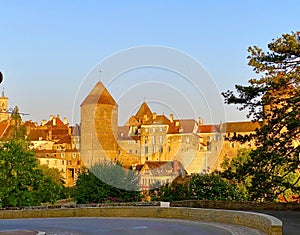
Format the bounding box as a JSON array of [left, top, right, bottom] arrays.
[[0, 217, 264, 235]]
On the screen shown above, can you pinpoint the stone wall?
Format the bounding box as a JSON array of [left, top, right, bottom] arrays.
[[170, 200, 300, 211]]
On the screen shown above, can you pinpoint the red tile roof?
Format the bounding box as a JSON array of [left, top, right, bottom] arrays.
[[44, 116, 68, 128], [198, 124, 220, 133], [140, 161, 186, 176], [135, 102, 152, 118], [0, 120, 10, 139], [28, 129, 48, 141]]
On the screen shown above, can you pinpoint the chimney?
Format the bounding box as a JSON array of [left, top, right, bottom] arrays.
[[53, 117, 56, 126], [41, 119, 47, 126], [173, 160, 179, 174], [63, 117, 68, 125], [153, 112, 157, 120], [198, 117, 203, 126], [170, 114, 174, 123]]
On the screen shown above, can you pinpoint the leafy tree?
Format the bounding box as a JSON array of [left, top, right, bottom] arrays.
[[222, 32, 300, 201], [40, 164, 65, 185], [74, 162, 141, 204], [0, 139, 64, 207], [39, 165, 67, 203], [189, 173, 245, 201], [151, 181, 190, 202], [150, 173, 245, 202]]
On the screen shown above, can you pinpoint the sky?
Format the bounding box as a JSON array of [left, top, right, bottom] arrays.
[[0, 0, 299, 125]]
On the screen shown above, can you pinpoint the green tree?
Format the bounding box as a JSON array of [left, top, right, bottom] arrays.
[[150, 173, 245, 202], [151, 181, 190, 202], [74, 162, 141, 204], [189, 173, 245, 201], [0, 139, 64, 207], [222, 32, 300, 201]]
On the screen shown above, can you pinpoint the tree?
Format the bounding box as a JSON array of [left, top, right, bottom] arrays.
[[150, 173, 245, 202], [189, 173, 245, 201], [74, 162, 141, 204], [222, 32, 300, 201], [0, 139, 64, 207]]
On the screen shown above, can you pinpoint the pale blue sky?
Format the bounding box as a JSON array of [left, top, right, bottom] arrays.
[[0, 0, 299, 125]]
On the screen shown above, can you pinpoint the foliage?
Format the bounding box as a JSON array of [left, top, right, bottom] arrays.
[[189, 173, 246, 201], [150, 173, 246, 202], [222, 32, 300, 202], [0, 139, 64, 207], [40, 164, 65, 185], [74, 162, 142, 204], [151, 181, 190, 202]]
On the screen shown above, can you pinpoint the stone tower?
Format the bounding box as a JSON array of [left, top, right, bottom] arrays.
[[80, 82, 119, 167], [0, 88, 9, 122]]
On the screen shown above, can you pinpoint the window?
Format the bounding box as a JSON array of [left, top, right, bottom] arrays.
[[145, 146, 148, 154], [129, 149, 132, 154], [72, 153, 77, 159], [135, 150, 138, 154], [160, 127, 163, 132], [152, 128, 156, 132], [62, 160, 65, 165], [160, 146, 163, 153], [152, 136, 156, 144], [159, 136, 163, 144], [61, 153, 65, 158], [186, 138, 190, 144], [153, 146, 156, 153]]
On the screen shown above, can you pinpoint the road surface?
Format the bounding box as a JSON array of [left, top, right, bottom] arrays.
[[0, 217, 264, 235]]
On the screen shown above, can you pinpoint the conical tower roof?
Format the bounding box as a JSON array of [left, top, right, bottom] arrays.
[[135, 101, 152, 117], [81, 82, 118, 106]]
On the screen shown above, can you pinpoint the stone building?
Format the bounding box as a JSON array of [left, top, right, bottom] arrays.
[[80, 82, 140, 168], [26, 115, 81, 187], [81, 83, 208, 178]]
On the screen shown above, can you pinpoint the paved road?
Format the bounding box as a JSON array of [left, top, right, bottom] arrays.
[[0, 217, 264, 235], [254, 210, 300, 235]]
